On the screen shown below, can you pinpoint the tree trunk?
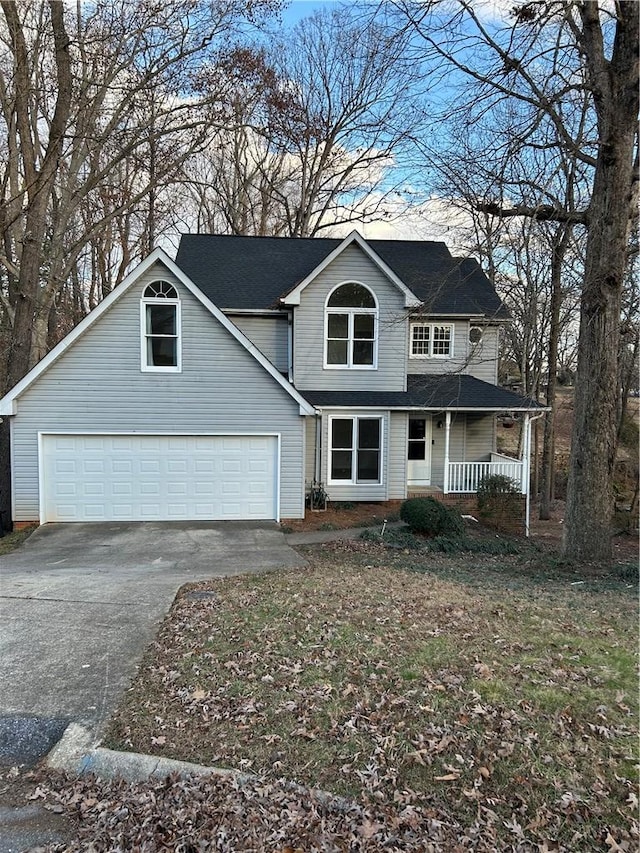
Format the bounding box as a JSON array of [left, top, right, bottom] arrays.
[[563, 3, 639, 563], [1, 0, 73, 390], [540, 225, 571, 520]]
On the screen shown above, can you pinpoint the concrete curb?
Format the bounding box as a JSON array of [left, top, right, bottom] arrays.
[[46, 723, 253, 786], [46, 724, 352, 812]]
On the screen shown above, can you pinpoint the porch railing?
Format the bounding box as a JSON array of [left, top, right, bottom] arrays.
[[446, 456, 525, 494]]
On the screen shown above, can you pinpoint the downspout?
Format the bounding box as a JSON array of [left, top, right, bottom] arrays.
[[443, 411, 451, 493], [287, 311, 293, 383], [524, 413, 545, 537], [315, 413, 322, 485]]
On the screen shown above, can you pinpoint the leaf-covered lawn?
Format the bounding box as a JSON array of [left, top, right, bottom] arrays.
[[88, 542, 639, 851]]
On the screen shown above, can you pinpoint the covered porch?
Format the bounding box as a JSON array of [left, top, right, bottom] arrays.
[[301, 374, 546, 511], [442, 410, 535, 495]]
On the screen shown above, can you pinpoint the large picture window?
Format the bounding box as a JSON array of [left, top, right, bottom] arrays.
[[410, 323, 453, 358], [325, 282, 377, 368], [141, 281, 181, 371], [329, 416, 382, 484]]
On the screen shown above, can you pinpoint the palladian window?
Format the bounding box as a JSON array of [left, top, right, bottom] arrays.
[[141, 281, 181, 371], [325, 282, 377, 368]]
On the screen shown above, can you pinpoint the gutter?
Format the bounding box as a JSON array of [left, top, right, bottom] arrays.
[[524, 412, 546, 538]]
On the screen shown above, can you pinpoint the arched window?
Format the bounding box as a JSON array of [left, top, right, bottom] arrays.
[[141, 280, 181, 371], [325, 282, 377, 368]]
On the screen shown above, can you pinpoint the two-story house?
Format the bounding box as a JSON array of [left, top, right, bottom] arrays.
[[0, 231, 542, 527]]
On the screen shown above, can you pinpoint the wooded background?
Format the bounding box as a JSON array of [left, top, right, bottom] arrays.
[[0, 0, 637, 561]]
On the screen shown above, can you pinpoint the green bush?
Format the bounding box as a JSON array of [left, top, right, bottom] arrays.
[[477, 474, 519, 499], [399, 497, 464, 536], [477, 474, 519, 511], [360, 527, 523, 555]]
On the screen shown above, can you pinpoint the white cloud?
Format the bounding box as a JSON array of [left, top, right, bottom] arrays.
[[327, 194, 477, 254]]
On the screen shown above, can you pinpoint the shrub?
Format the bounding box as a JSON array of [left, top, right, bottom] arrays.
[[399, 497, 464, 536], [477, 474, 519, 512], [477, 474, 519, 499], [360, 527, 524, 555], [477, 474, 522, 532]]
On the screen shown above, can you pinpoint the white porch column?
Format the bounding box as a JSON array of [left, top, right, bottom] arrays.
[[521, 413, 531, 496], [522, 413, 531, 538], [443, 410, 451, 493]]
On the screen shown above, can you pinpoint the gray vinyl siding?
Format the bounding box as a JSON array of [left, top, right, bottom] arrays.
[[430, 414, 465, 489], [304, 416, 318, 486], [227, 313, 289, 372], [11, 262, 305, 521], [429, 413, 494, 488], [407, 322, 499, 384], [293, 244, 407, 391], [320, 409, 389, 502], [464, 413, 495, 462], [388, 412, 408, 499]]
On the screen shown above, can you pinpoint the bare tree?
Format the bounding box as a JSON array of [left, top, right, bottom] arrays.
[[0, 0, 279, 389], [188, 8, 424, 238], [390, 0, 639, 563]]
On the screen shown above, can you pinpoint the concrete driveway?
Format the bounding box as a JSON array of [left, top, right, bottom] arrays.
[[0, 521, 304, 765]]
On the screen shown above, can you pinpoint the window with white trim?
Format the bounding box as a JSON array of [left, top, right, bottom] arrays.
[[410, 323, 453, 358], [325, 282, 377, 368], [141, 281, 181, 371], [329, 416, 382, 483]]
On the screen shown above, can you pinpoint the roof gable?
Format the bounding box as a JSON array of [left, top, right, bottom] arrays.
[[175, 232, 508, 319], [0, 248, 315, 416], [280, 231, 421, 309]]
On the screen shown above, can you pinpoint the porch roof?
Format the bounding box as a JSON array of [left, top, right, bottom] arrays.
[[300, 375, 544, 411]]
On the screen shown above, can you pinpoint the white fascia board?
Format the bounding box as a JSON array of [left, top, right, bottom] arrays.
[[280, 230, 421, 309], [312, 405, 548, 412], [0, 248, 316, 418], [222, 308, 289, 316]]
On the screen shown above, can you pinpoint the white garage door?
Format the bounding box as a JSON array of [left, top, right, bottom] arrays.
[[41, 434, 278, 522]]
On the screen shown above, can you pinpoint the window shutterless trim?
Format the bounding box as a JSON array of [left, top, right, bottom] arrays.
[[140, 297, 182, 372], [323, 281, 378, 370], [327, 414, 383, 485], [409, 322, 454, 359]]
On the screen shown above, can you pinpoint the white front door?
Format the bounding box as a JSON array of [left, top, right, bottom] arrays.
[[407, 417, 432, 486]]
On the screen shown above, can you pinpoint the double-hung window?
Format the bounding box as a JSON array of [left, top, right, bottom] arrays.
[[325, 282, 377, 368], [329, 417, 382, 484], [141, 281, 181, 371], [410, 323, 453, 358]]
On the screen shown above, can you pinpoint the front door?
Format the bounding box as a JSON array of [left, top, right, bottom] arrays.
[[407, 417, 432, 486]]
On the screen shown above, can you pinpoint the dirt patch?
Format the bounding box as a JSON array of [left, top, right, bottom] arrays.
[[282, 501, 400, 532], [527, 500, 639, 564]]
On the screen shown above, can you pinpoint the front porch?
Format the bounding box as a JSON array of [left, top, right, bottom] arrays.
[[409, 454, 526, 496], [408, 410, 534, 497], [447, 452, 526, 493]]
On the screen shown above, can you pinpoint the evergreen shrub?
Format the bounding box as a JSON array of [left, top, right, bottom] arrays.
[[399, 496, 464, 536]]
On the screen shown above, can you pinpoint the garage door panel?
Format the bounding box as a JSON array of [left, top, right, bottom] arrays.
[[42, 434, 278, 522]]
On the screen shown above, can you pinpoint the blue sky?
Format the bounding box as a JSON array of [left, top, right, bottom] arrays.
[[279, 0, 342, 27]]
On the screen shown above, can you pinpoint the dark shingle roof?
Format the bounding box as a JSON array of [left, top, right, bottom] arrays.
[[175, 234, 508, 319], [300, 375, 542, 410]]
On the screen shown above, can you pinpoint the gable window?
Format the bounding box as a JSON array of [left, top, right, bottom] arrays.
[[325, 282, 377, 368], [329, 416, 382, 484], [410, 323, 453, 358], [141, 280, 181, 371]]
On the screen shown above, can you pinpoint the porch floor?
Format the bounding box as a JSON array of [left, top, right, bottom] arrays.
[[407, 487, 445, 498]]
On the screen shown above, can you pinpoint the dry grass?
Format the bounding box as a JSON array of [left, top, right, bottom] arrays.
[[0, 523, 37, 554], [100, 542, 639, 851]]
